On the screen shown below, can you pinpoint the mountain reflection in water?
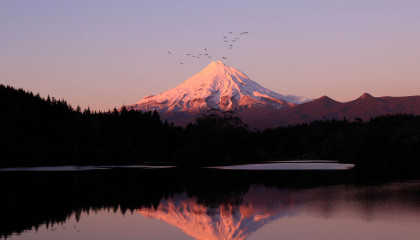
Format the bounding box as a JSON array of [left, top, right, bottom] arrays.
[[2, 168, 420, 240], [138, 182, 420, 240], [139, 186, 296, 240]]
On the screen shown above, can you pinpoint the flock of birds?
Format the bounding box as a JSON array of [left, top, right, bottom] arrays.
[[167, 31, 249, 65]]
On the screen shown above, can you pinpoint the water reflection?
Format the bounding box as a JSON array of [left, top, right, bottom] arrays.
[[2, 169, 420, 239], [211, 161, 355, 170], [138, 182, 420, 240], [0, 165, 174, 171], [139, 186, 296, 240]]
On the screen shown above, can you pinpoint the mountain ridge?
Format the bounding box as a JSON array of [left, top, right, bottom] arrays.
[[126, 61, 420, 128], [156, 93, 420, 128], [245, 93, 420, 128]]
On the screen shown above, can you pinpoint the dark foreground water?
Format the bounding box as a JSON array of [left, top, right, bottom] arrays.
[[1, 164, 420, 240]]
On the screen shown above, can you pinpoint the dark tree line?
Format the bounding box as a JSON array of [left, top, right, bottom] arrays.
[[259, 115, 420, 168], [1, 84, 420, 167], [0, 85, 182, 166]]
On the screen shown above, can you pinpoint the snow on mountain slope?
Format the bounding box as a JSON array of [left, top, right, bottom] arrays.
[[128, 61, 305, 113]]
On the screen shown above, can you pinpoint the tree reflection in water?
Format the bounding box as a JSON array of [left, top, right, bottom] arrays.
[[1, 168, 420, 239]]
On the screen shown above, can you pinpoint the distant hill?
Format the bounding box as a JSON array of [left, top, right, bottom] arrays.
[[243, 93, 420, 128], [154, 93, 420, 128]]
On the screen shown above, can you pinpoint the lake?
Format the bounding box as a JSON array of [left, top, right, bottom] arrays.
[[1, 163, 420, 240]]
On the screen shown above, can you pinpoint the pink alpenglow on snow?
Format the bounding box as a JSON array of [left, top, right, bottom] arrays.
[[128, 61, 307, 113]]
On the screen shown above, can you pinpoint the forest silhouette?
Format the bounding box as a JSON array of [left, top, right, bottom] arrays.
[[1, 84, 420, 168]]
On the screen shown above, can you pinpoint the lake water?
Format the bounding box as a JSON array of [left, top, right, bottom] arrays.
[[0, 161, 352, 172], [1, 165, 420, 240], [0, 165, 174, 171], [211, 160, 355, 170]]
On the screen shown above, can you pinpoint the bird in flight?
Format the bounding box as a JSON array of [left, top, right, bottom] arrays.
[[167, 31, 249, 65]]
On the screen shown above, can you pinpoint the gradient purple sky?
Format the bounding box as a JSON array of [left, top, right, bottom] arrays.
[[1, 0, 420, 111]]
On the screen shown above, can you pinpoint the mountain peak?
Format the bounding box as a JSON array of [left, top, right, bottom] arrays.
[[315, 95, 336, 102], [358, 93, 374, 99], [202, 61, 229, 71], [128, 62, 306, 113], [210, 60, 226, 66]]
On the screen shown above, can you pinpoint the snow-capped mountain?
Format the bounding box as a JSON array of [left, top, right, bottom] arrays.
[[128, 61, 305, 113], [127, 61, 420, 128]]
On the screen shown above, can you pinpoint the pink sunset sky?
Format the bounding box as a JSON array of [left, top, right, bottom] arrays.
[[1, 0, 419, 111]]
